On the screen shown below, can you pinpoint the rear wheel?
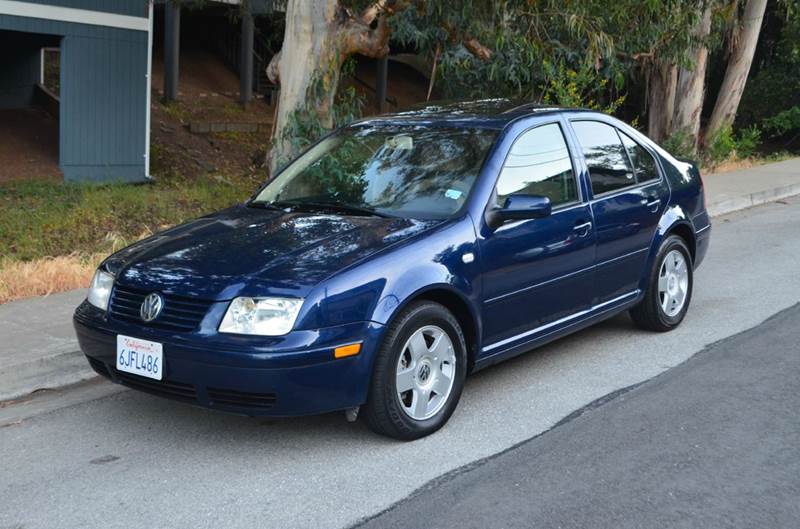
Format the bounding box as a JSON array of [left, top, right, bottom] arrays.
[[631, 235, 693, 332], [363, 301, 467, 440]]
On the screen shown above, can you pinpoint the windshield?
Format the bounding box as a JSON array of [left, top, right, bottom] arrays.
[[253, 125, 497, 220]]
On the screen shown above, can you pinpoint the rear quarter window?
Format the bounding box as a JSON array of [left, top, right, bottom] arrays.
[[620, 132, 659, 183]]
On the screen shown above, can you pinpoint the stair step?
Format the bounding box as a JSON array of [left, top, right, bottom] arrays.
[[189, 121, 273, 134]]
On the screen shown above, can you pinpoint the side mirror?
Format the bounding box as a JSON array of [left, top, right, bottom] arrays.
[[486, 195, 552, 229]]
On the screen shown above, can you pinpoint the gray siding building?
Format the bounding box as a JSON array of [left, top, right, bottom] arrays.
[[0, 0, 152, 182]]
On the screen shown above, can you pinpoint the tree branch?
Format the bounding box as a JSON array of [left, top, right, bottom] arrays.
[[266, 49, 281, 85], [341, 2, 394, 58], [442, 22, 492, 61], [462, 36, 492, 61]]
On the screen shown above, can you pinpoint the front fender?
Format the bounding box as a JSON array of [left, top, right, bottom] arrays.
[[312, 216, 481, 329]]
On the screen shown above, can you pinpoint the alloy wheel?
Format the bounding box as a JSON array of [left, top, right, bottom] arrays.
[[658, 249, 689, 317], [395, 325, 457, 421]]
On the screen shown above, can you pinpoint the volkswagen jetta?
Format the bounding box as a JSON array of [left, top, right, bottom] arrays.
[[74, 100, 711, 440]]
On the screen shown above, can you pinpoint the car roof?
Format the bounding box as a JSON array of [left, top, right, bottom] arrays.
[[352, 98, 590, 130]]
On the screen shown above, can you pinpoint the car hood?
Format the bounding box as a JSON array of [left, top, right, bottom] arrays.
[[107, 205, 439, 300]]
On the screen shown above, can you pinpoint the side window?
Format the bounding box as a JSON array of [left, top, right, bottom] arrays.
[[620, 132, 659, 183], [496, 123, 578, 207], [572, 121, 634, 195]]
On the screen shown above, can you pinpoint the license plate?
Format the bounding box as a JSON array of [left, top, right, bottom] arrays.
[[116, 335, 163, 380]]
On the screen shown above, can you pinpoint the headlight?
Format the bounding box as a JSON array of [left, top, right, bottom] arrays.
[[219, 297, 303, 336], [87, 269, 114, 311]]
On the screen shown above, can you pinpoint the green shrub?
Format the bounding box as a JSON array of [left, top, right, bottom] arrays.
[[540, 60, 626, 114], [703, 126, 736, 165], [761, 106, 800, 137], [662, 128, 696, 160], [737, 66, 800, 128], [734, 126, 762, 158]]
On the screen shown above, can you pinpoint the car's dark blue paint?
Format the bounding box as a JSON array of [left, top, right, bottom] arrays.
[[74, 100, 710, 417], [75, 303, 385, 415]]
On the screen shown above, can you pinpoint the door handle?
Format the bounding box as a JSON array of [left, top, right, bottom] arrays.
[[641, 196, 661, 212], [573, 221, 592, 237]]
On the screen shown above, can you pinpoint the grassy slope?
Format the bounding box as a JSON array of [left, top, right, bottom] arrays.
[[0, 158, 263, 303], [0, 173, 259, 262]]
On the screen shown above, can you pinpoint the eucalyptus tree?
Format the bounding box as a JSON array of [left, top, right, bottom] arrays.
[[262, 0, 755, 168], [705, 0, 769, 142], [265, 0, 499, 170], [673, 2, 714, 153], [266, 0, 393, 171]]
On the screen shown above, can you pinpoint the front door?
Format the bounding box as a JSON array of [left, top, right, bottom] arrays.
[[479, 122, 596, 352]]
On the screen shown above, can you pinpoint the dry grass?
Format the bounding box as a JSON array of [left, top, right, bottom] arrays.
[[0, 230, 149, 304], [704, 152, 796, 174], [707, 158, 758, 174], [0, 253, 104, 304]]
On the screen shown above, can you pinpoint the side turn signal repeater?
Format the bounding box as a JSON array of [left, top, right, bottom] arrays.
[[334, 343, 362, 359]]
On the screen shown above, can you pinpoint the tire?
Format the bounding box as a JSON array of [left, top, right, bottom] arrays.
[[631, 235, 693, 332], [363, 301, 467, 440]]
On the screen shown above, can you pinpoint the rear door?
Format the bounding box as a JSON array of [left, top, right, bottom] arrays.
[[569, 120, 669, 305]]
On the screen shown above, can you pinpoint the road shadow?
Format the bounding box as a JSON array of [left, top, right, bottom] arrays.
[[79, 310, 644, 450]]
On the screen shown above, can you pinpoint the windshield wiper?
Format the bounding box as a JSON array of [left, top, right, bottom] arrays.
[[273, 200, 393, 219], [246, 201, 283, 211]]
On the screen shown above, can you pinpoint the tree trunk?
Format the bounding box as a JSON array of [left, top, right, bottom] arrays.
[[673, 4, 713, 153], [705, 0, 768, 142], [267, 0, 338, 171], [266, 0, 390, 173], [647, 59, 678, 143]]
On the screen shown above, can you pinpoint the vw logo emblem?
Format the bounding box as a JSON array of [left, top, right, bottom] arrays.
[[418, 364, 431, 383], [140, 293, 164, 322]]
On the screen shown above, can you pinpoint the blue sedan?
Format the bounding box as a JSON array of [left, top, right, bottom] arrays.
[[74, 100, 710, 440]]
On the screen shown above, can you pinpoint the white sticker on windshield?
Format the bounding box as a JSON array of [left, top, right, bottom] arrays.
[[445, 189, 463, 200], [386, 135, 413, 150]]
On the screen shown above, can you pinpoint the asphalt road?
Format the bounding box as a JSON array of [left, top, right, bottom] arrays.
[[359, 303, 800, 529], [2, 197, 799, 529]]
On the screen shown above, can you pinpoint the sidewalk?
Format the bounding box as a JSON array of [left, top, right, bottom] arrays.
[[704, 158, 800, 216], [1, 158, 799, 402], [0, 289, 92, 401]]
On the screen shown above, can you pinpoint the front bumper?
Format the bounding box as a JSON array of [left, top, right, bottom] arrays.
[[74, 301, 385, 416]]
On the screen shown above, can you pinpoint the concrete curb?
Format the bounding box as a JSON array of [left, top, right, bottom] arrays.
[[2, 180, 799, 404], [0, 289, 91, 403], [707, 183, 800, 217], [0, 349, 96, 403]]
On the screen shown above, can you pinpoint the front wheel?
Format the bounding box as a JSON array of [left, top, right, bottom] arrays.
[[631, 235, 693, 332], [363, 301, 467, 440]]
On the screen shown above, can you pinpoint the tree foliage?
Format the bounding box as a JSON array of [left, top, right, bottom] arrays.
[[389, 0, 702, 106], [262, 0, 794, 170], [737, 0, 800, 136]]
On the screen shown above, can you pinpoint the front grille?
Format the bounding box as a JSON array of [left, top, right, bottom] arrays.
[[207, 387, 277, 409], [114, 370, 198, 403], [109, 285, 213, 332], [87, 357, 278, 411]]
